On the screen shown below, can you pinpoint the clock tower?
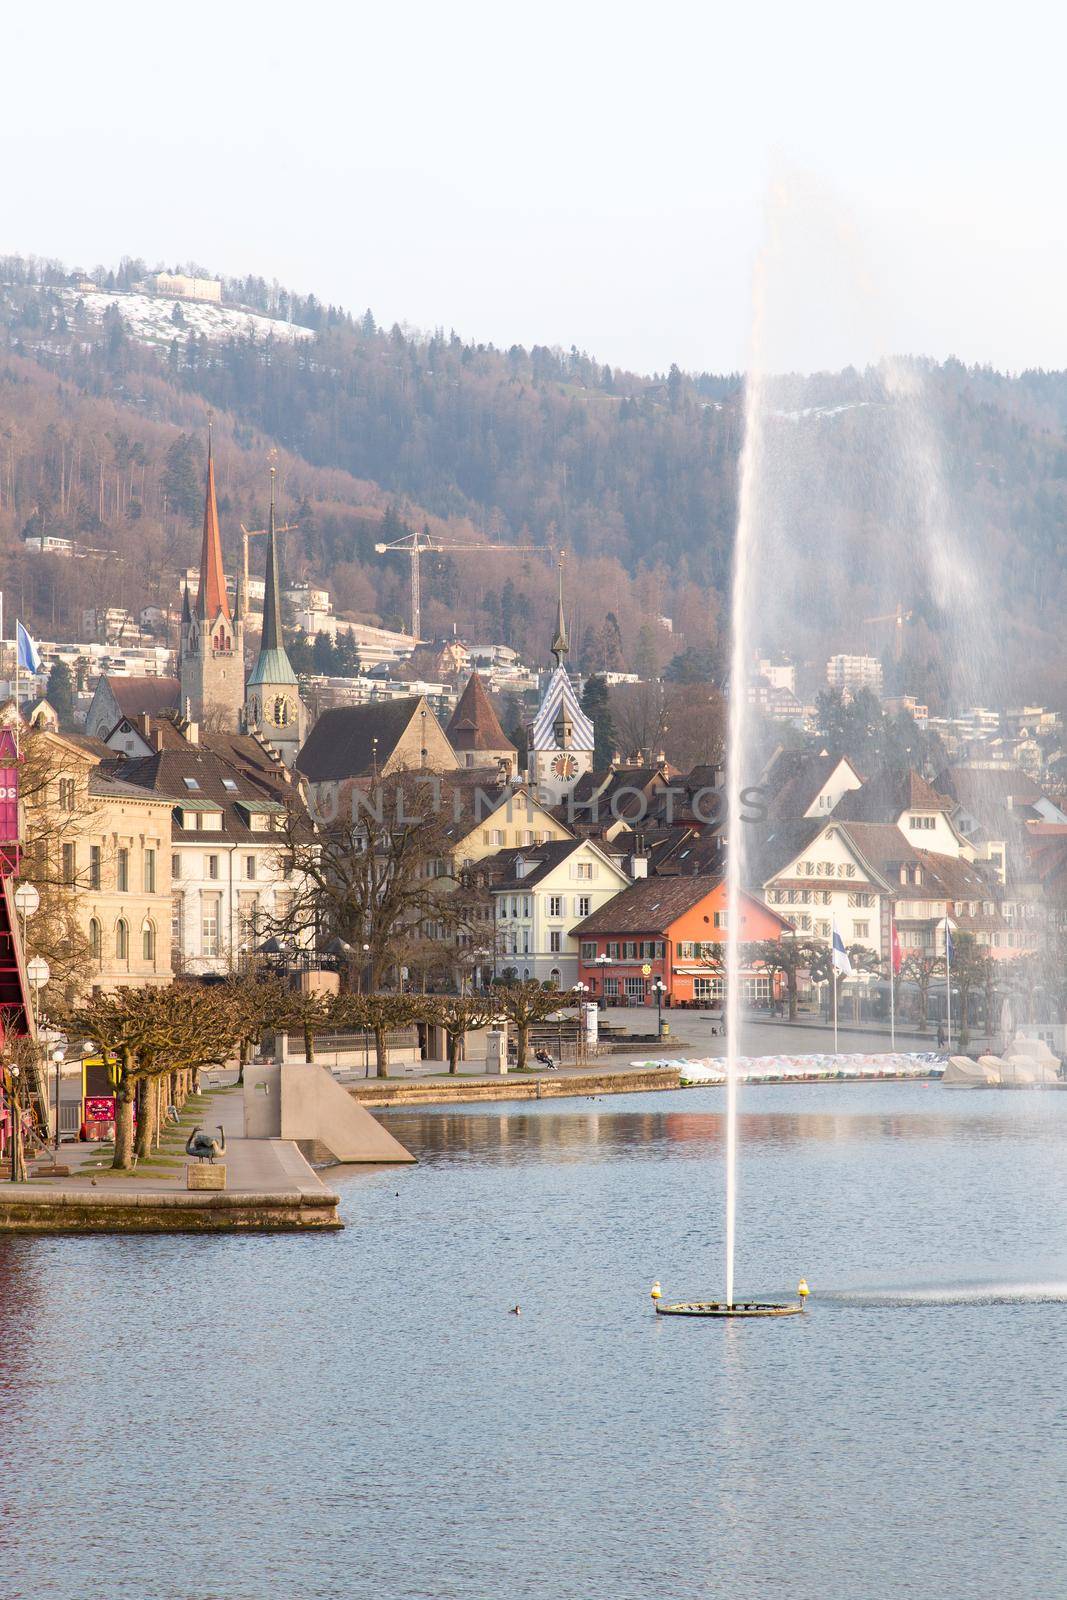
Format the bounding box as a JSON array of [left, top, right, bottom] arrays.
[[243, 467, 307, 767], [527, 555, 594, 804]]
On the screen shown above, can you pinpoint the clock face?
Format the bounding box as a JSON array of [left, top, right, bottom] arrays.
[[550, 752, 579, 781], [271, 696, 292, 727]]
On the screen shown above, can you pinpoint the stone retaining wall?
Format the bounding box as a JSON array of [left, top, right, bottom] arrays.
[[0, 1189, 342, 1233], [348, 1067, 680, 1107]]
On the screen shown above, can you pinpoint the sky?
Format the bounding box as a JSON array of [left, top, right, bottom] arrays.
[[4, 0, 1066, 375]]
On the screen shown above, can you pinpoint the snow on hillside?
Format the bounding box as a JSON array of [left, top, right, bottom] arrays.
[[56, 288, 314, 347]]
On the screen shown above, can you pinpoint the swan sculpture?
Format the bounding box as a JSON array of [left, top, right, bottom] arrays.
[[186, 1125, 226, 1164]]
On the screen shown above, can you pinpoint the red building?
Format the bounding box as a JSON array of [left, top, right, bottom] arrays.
[[573, 874, 791, 1006]]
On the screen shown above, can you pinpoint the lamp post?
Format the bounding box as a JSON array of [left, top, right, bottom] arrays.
[[595, 951, 611, 1008], [52, 1045, 65, 1152], [653, 977, 666, 1039], [361, 943, 371, 996], [8, 1065, 20, 1183], [573, 980, 589, 1067]]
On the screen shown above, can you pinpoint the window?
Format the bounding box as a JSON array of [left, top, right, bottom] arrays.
[[117, 848, 129, 892], [62, 843, 76, 885], [580, 941, 597, 960], [207, 855, 219, 881], [89, 918, 101, 961], [624, 976, 645, 1000], [606, 942, 620, 958], [548, 896, 564, 918], [713, 910, 728, 929], [183, 777, 200, 791], [115, 918, 129, 961], [201, 899, 220, 958], [245, 855, 256, 880], [142, 921, 156, 963], [577, 896, 591, 918], [171, 895, 183, 956], [604, 977, 619, 997], [677, 941, 694, 959], [89, 845, 101, 890], [575, 862, 593, 880], [171, 853, 180, 881], [853, 920, 870, 940], [144, 848, 156, 894], [549, 931, 562, 953], [222, 778, 238, 792], [58, 777, 76, 810]]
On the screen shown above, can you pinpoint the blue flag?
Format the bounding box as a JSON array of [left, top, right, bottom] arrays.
[[16, 621, 41, 675], [831, 926, 853, 977]]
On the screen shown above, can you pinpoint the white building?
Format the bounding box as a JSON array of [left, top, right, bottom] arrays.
[[827, 653, 884, 697], [150, 273, 222, 303], [490, 837, 631, 988]]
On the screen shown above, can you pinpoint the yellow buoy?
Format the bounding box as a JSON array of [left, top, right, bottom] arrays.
[[650, 1280, 662, 1302], [797, 1278, 810, 1299]]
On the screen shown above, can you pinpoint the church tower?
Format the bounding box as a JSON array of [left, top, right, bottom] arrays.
[[527, 555, 594, 803], [244, 467, 306, 766], [179, 428, 244, 730]]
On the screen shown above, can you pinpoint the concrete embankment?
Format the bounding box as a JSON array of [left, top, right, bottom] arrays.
[[0, 1185, 341, 1233], [348, 1065, 681, 1107]]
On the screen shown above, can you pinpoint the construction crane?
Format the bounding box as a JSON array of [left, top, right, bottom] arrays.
[[374, 527, 536, 640], [239, 516, 299, 606], [862, 601, 913, 663]]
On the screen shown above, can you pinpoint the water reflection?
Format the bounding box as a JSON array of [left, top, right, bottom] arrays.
[[380, 1089, 1067, 1166]]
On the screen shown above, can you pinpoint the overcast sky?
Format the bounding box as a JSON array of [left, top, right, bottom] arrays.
[[4, 0, 1065, 375]]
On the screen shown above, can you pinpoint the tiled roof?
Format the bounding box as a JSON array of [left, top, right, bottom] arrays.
[[446, 672, 515, 754], [761, 749, 856, 821], [833, 767, 952, 822], [295, 697, 427, 781], [937, 765, 1045, 811], [104, 676, 181, 716], [484, 839, 589, 890], [572, 875, 724, 935], [101, 740, 309, 844]]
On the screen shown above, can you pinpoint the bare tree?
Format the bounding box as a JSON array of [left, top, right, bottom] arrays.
[[274, 773, 489, 989]]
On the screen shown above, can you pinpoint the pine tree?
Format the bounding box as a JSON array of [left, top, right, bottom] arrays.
[[581, 675, 616, 768], [45, 661, 74, 727]]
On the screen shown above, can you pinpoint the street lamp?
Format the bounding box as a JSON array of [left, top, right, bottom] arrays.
[[8, 1065, 20, 1183], [51, 1045, 65, 1153], [653, 978, 667, 1038], [594, 951, 611, 1007], [572, 980, 589, 1067]]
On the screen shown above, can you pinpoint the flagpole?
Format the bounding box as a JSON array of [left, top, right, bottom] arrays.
[[889, 910, 896, 1052], [946, 925, 952, 1048], [831, 921, 839, 1054]]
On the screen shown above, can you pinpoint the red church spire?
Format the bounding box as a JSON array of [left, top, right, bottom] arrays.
[[196, 424, 230, 622]]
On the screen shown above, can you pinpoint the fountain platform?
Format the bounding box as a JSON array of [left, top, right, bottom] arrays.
[[655, 1300, 803, 1318]]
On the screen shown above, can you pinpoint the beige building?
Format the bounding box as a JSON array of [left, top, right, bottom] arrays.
[[20, 732, 175, 992]]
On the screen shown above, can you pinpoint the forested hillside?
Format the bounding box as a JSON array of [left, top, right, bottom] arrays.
[[1, 252, 1066, 704]]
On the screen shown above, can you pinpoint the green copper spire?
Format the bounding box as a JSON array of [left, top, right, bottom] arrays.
[[247, 466, 298, 688]]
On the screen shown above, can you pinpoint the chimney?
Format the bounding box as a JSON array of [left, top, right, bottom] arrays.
[[141, 712, 151, 737], [154, 728, 164, 752], [630, 833, 648, 879], [186, 721, 199, 745]]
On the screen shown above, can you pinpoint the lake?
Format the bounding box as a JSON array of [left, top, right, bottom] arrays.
[[3, 1082, 1066, 1599]]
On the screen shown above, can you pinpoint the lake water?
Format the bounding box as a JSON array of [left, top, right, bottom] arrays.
[[4, 1083, 1067, 1599]]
